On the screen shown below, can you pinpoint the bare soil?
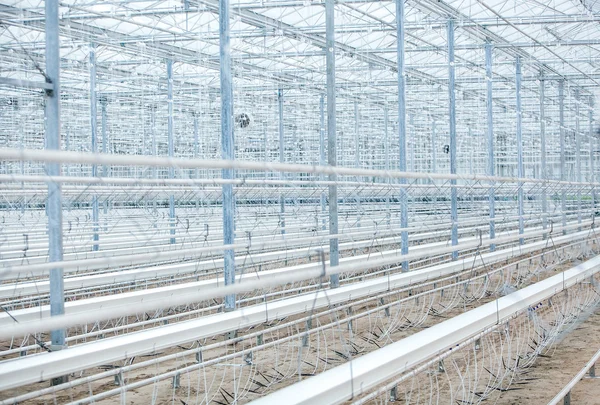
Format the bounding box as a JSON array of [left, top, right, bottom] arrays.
[[496, 306, 600, 404]]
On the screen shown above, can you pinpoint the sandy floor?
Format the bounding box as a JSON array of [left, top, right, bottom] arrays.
[[496, 306, 600, 404]]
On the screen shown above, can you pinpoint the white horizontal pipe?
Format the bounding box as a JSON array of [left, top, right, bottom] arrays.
[[0, 148, 598, 187], [0, 174, 519, 188]]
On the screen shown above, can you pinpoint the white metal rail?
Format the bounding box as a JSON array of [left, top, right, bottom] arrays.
[[249, 254, 600, 405]]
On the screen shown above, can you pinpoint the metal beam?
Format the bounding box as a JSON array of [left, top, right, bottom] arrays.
[[45, 0, 66, 366], [11, 4, 599, 28], [354, 100, 360, 169], [0, 4, 309, 94], [90, 44, 99, 252], [193, 112, 199, 179], [220, 0, 236, 310], [575, 90, 582, 231], [431, 119, 437, 173], [485, 42, 495, 251], [590, 97, 596, 212], [448, 19, 458, 259], [326, 0, 339, 289], [0, 76, 53, 90], [384, 104, 391, 227], [150, 104, 157, 220], [540, 75, 548, 238], [101, 98, 109, 230], [397, 0, 409, 271], [278, 88, 286, 235], [354, 100, 361, 228], [515, 57, 524, 245], [319, 94, 326, 231], [559, 80, 567, 234], [1, 3, 596, 101], [167, 59, 176, 245]]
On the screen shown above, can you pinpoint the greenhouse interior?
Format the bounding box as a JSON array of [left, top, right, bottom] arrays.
[[2, 0, 600, 404]]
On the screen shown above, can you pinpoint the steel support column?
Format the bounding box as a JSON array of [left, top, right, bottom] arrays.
[[150, 104, 157, 221], [397, 0, 409, 270], [64, 129, 70, 178], [448, 19, 458, 259], [326, 0, 339, 288], [384, 107, 389, 173], [220, 0, 236, 309], [167, 59, 176, 244], [193, 112, 199, 179], [516, 57, 524, 245], [101, 98, 109, 231], [278, 88, 286, 235], [409, 114, 415, 175], [263, 121, 268, 165], [431, 120, 437, 173], [559, 80, 567, 234], [540, 75, 548, 238], [354, 101, 360, 169], [45, 0, 65, 355], [354, 100, 360, 228], [590, 97, 596, 213], [597, 107, 600, 217], [575, 90, 582, 231], [89, 45, 99, 252], [19, 122, 24, 214], [319, 94, 326, 231], [431, 119, 438, 210], [485, 42, 495, 250], [384, 105, 391, 227], [193, 112, 200, 209]]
